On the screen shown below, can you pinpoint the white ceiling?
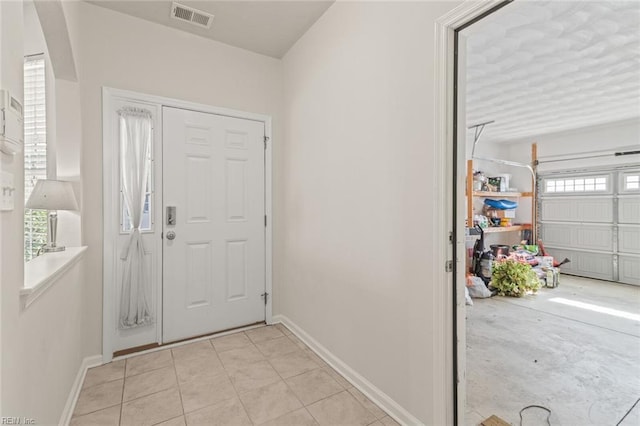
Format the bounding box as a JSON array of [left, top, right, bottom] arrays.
[[87, 0, 334, 58], [462, 0, 640, 144]]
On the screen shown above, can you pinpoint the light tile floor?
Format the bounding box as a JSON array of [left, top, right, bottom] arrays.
[[71, 324, 400, 426]]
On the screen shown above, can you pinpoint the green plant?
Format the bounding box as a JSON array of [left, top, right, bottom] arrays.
[[491, 259, 540, 297]]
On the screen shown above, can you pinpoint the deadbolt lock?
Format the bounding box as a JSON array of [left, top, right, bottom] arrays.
[[166, 206, 176, 225]]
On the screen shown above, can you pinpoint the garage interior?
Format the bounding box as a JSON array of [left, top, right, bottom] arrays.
[[460, 1, 640, 425]]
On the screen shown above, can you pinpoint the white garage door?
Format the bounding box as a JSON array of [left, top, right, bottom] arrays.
[[539, 168, 640, 286]]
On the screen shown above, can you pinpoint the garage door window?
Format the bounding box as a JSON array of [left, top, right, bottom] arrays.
[[623, 173, 639, 191], [544, 175, 608, 193]]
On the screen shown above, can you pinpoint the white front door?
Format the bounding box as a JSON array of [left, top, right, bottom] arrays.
[[162, 106, 266, 343]]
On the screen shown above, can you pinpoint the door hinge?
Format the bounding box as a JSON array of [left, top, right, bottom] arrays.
[[261, 292, 269, 306], [445, 260, 453, 272], [449, 231, 453, 244], [264, 136, 269, 149], [265, 215, 267, 227], [160, 232, 163, 239]]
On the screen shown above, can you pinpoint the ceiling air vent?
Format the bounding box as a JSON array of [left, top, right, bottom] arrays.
[[170, 2, 214, 29]]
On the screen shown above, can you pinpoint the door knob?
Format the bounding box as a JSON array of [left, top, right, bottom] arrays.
[[166, 231, 176, 240]]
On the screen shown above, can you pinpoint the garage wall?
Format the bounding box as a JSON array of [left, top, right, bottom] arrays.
[[280, 1, 460, 423], [495, 119, 640, 229], [504, 119, 640, 190], [61, 1, 283, 355]]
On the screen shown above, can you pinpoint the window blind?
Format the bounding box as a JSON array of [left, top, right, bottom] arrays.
[[24, 57, 48, 261]]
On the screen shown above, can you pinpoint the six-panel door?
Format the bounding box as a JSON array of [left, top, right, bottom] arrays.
[[162, 107, 266, 343]]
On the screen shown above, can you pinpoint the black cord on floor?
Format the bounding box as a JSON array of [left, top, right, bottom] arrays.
[[616, 397, 640, 426], [519, 404, 551, 426]]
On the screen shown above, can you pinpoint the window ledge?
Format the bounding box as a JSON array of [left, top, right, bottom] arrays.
[[21, 246, 88, 309]]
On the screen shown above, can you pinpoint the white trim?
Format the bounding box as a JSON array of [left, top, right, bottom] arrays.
[[103, 87, 270, 124], [434, 1, 507, 424], [104, 96, 162, 361], [102, 87, 273, 363], [102, 88, 114, 363], [59, 354, 102, 426], [272, 315, 421, 426], [264, 118, 274, 324], [21, 246, 87, 309]]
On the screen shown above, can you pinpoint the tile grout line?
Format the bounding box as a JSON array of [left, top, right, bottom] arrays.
[[233, 327, 309, 424], [278, 323, 391, 421], [175, 337, 248, 421], [233, 377, 257, 425], [119, 363, 125, 426], [212, 339, 246, 420], [81, 375, 125, 391], [211, 329, 281, 424], [70, 402, 122, 422], [260, 333, 349, 418], [274, 323, 388, 422], [85, 325, 387, 426], [150, 415, 185, 426], [77, 328, 262, 423], [170, 349, 188, 422]]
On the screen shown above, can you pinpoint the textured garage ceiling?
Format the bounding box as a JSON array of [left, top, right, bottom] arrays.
[[463, 0, 640, 144]]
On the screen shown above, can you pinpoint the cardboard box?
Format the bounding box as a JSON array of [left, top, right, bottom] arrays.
[[485, 208, 516, 219]]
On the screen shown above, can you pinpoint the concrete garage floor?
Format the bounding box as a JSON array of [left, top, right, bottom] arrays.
[[466, 275, 640, 425]]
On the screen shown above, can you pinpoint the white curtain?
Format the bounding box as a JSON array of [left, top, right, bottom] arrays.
[[119, 107, 153, 329]]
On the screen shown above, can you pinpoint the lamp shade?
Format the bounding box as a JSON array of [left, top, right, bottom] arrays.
[[26, 179, 79, 211]]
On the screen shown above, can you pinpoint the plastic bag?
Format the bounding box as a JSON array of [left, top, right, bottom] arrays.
[[465, 286, 474, 305], [467, 276, 492, 298]]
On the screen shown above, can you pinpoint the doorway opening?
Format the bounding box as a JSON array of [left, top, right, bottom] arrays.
[[453, 1, 640, 424]]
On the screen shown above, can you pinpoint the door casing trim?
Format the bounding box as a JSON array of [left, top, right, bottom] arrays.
[[434, 1, 510, 423], [102, 87, 273, 363]]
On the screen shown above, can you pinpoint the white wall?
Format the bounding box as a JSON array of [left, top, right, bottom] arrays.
[[280, 2, 460, 423], [3, 261, 88, 423], [53, 77, 83, 249], [1, 1, 94, 422], [61, 1, 283, 354], [0, 2, 24, 415], [0, 0, 25, 418]]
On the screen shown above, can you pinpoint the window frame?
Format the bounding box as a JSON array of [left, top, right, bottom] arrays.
[[620, 170, 640, 193], [542, 172, 613, 196], [23, 54, 54, 262], [118, 117, 155, 235]]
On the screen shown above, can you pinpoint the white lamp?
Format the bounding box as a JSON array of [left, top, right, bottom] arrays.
[[26, 179, 79, 253]]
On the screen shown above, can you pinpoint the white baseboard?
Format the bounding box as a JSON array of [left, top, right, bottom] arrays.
[[272, 315, 422, 426], [59, 354, 103, 426]]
